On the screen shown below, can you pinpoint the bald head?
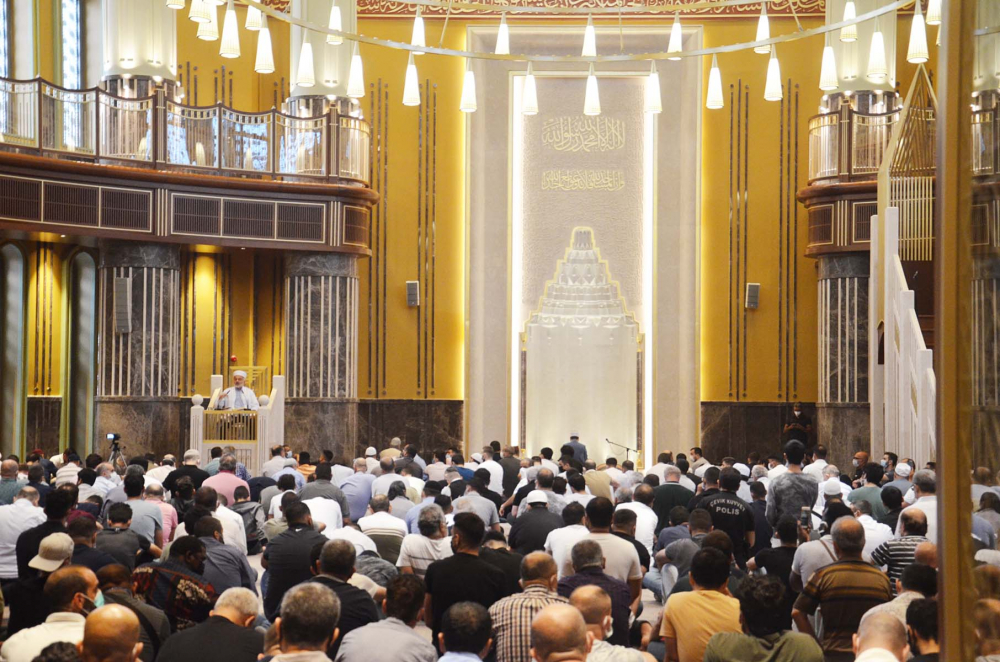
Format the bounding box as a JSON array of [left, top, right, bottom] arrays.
[[531, 604, 591, 662], [831, 516, 866, 557], [520, 552, 557, 587], [914, 541, 937, 568], [0, 459, 18, 478], [78, 605, 142, 662], [568, 585, 611, 626], [854, 612, 908, 660]]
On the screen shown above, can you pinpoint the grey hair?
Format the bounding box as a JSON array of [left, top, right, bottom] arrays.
[[665, 465, 682, 479], [570, 539, 604, 571], [823, 465, 841, 479], [526, 466, 540, 481], [417, 504, 446, 537], [851, 499, 872, 516], [831, 516, 866, 555], [279, 583, 341, 649], [145, 484, 164, 498], [183, 449, 201, 463], [96, 463, 115, 477], [219, 454, 238, 473], [369, 494, 391, 513], [750, 465, 768, 480], [913, 469, 936, 494], [614, 487, 633, 503], [216, 587, 260, 618], [125, 465, 145, 477], [353, 458, 368, 470]]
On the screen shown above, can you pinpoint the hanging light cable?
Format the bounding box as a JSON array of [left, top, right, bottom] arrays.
[[220, 0, 240, 58], [819, 31, 839, 91], [347, 41, 366, 98], [582, 14, 597, 57], [245, 4, 262, 30], [254, 13, 275, 74], [296, 33, 316, 87], [197, 3, 219, 40], [327, 4, 343, 45], [667, 13, 682, 60], [706, 54, 724, 109], [460, 61, 477, 112], [764, 46, 782, 101], [907, 0, 928, 64], [584, 63, 601, 116], [496, 12, 510, 55], [840, 0, 857, 42], [403, 52, 421, 105], [411, 6, 426, 53], [522, 62, 538, 115], [867, 17, 887, 83], [189, 0, 211, 24], [754, 3, 770, 54], [645, 61, 662, 114]]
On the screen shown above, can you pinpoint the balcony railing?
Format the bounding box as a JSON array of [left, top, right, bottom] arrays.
[[973, 108, 998, 177], [807, 104, 899, 184], [0, 77, 371, 187]]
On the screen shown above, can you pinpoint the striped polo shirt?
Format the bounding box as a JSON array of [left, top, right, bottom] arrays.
[[869, 535, 929, 595]]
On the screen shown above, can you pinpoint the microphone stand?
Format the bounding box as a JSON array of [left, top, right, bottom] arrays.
[[605, 438, 637, 462]]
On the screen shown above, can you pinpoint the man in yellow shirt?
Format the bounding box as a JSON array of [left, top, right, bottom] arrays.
[[659, 547, 741, 662], [380, 438, 403, 461]]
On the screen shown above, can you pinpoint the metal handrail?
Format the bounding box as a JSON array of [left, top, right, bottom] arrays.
[[0, 75, 371, 186], [807, 106, 900, 184]]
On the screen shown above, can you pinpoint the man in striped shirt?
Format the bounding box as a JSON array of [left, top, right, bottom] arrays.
[[792, 517, 893, 662], [488, 552, 566, 662], [870, 508, 929, 596]]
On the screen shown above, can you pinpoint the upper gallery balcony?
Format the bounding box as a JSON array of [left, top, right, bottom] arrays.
[[807, 92, 901, 185], [0, 76, 375, 254]]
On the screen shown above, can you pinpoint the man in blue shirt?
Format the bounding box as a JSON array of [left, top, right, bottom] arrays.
[[405, 481, 445, 533], [340, 459, 377, 522]]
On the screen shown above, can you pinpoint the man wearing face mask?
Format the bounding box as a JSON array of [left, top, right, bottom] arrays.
[[569, 585, 657, 662], [850, 451, 870, 486], [782, 402, 812, 444], [0, 565, 101, 662]]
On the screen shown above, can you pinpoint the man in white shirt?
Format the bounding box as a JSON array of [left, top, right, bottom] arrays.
[[646, 454, 672, 486], [0, 487, 45, 580], [544, 502, 590, 579], [615, 484, 656, 556], [814, 467, 851, 512], [478, 450, 505, 495], [852, 500, 893, 562], [396, 504, 452, 579], [538, 449, 560, 475], [325, 524, 378, 555], [359, 495, 408, 537], [564, 473, 593, 508], [0, 565, 97, 662], [215, 370, 259, 411], [302, 497, 343, 533], [896, 469, 938, 541], [364, 447, 380, 474], [260, 446, 287, 478], [766, 455, 789, 480], [582, 498, 642, 600], [92, 464, 119, 497], [173, 487, 248, 555], [802, 445, 829, 481], [371, 459, 406, 498], [55, 455, 82, 487]]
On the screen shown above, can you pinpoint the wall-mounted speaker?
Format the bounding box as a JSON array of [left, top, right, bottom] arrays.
[[745, 283, 760, 310], [114, 277, 132, 333], [406, 280, 420, 307]]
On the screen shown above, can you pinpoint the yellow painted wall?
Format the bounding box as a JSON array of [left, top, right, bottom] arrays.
[[25, 241, 65, 398]]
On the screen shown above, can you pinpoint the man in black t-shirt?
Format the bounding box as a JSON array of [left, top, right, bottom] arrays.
[[701, 468, 756, 569], [424, 512, 508, 652], [747, 514, 799, 629]]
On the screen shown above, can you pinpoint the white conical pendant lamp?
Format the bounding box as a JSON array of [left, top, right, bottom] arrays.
[[667, 13, 682, 60], [245, 4, 262, 30], [522, 62, 538, 115], [867, 18, 888, 83], [582, 14, 597, 57], [754, 4, 770, 54], [907, 0, 929, 64], [496, 12, 510, 55], [583, 63, 600, 116], [460, 63, 477, 113], [926, 0, 941, 26], [764, 47, 782, 101], [296, 35, 316, 87], [706, 54, 724, 109], [403, 52, 421, 106], [166, 0, 185, 10], [840, 0, 857, 42], [327, 4, 343, 45], [197, 4, 219, 40], [819, 34, 839, 91], [645, 61, 662, 114], [219, 0, 240, 58], [411, 6, 426, 53], [347, 41, 365, 98], [254, 14, 275, 74], [189, 0, 211, 23]]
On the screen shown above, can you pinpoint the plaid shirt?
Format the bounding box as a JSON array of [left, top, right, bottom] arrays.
[[132, 560, 218, 632], [488, 584, 567, 662]]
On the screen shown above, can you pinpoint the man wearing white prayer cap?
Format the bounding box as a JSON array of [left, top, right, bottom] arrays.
[[215, 370, 260, 411], [364, 447, 380, 474]]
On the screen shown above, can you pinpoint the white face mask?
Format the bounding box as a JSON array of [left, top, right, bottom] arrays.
[[794, 410, 801, 417], [852, 459, 860, 467], [602, 616, 614, 641]]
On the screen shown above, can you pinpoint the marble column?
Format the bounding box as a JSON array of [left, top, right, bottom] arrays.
[[94, 240, 184, 458], [283, 252, 360, 460], [816, 253, 870, 470], [972, 254, 1000, 465]]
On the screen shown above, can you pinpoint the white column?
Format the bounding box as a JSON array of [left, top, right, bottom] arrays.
[[102, 0, 177, 82], [290, 0, 357, 99]]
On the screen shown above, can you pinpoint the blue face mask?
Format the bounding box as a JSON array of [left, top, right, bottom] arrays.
[[82, 590, 104, 615], [881, 460, 888, 468]]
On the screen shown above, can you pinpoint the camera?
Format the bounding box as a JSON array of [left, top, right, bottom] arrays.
[[106, 433, 120, 442]]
